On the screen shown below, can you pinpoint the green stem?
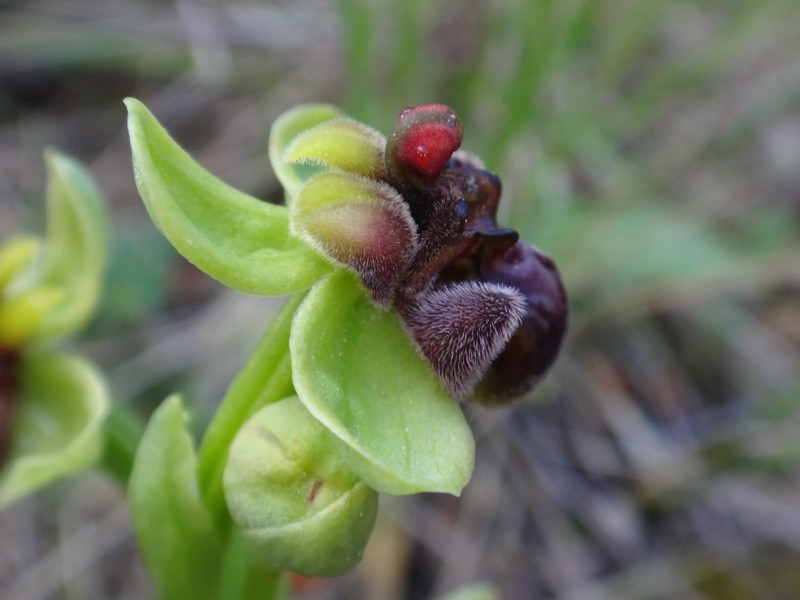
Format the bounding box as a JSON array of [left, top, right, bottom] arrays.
[[100, 401, 145, 485], [220, 528, 288, 600], [197, 293, 305, 531]]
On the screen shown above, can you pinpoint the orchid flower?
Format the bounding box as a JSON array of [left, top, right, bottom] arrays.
[[125, 99, 566, 585], [0, 151, 108, 507]]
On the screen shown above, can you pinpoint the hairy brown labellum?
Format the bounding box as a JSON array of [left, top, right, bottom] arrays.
[[0, 348, 20, 465], [401, 281, 526, 398], [396, 150, 567, 404]]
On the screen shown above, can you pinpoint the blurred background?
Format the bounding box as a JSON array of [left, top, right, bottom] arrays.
[[2, 0, 800, 598]]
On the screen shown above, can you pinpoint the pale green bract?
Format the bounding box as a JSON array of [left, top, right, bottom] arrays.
[[129, 395, 225, 600], [436, 583, 501, 600]]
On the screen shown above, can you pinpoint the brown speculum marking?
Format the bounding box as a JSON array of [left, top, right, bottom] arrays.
[[307, 479, 323, 503], [0, 347, 21, 466]]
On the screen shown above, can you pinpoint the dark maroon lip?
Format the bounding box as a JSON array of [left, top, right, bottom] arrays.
[[359, 105, 570, 405]]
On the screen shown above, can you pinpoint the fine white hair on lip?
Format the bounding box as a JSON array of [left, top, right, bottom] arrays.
[[403, 281, 526, 398]]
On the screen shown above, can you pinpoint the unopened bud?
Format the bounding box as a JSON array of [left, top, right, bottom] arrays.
[[224, 396, 379, 576], [385, 104, 463, 185]]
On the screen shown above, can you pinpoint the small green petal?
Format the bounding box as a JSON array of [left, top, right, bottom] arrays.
[[126, 98, 331, 296], [0, 350, 108, 507], [291, 271, 475, 496], [292, 172, 417, 305], [0, 237, 40, 292], [36, 150, 107, 339], [0, 285, 64, 347], [284, 118, 387, 179], [224, 396, 378, 577], [268, 103, 346, 201]]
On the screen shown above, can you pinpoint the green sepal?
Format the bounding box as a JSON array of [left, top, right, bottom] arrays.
[[291, 271, 475, 496], [0, 236, 40, 292], [36, 150, 107, 339], [224, 396, 378, 577], [0, 350, 108, 507], [125, 98, 331, 296], [268, 104, 346, 201], [0, 285, 63, 347], [284, 118, 387, 180], [129, 394, 225, 600]]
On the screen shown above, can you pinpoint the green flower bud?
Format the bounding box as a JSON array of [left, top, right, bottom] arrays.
[[224, 396, 378, 577]]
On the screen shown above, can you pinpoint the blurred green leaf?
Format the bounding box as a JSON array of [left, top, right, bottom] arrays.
[[36, 150, 107, 339], [129, 394, 224, 600], [0, 350, 108, 506], [224, 396, 378, 576], [436, 583, 500, 600], [291, 270, 474, 496], [126, 98, 331, 296], [99, 224, 174, 324], [532, 204, 750, 321]]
